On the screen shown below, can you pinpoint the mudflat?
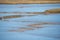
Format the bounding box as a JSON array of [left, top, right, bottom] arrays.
[[8, 22, 60, 32]]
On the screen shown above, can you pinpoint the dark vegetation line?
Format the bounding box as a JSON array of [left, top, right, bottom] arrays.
[[0, 15, 36, 20], [0, 15, 23, 20]]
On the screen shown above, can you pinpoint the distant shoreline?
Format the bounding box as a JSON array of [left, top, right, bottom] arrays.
[[0, 1, 60, 4]]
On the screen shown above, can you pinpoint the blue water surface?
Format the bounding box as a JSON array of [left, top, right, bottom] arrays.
[[0, 4, 60, 40]]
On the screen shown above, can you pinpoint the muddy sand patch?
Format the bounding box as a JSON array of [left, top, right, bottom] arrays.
[[8, 24, 43, 32], [8, 22, 60, 32]]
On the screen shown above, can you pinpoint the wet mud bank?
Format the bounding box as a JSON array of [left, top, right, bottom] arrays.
[[8, 22, 60, 32], [0, 15, 23, 20]]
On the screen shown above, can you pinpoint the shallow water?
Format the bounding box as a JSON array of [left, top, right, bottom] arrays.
[[0, 4, 60, 12], [0, 4, 60, 40]]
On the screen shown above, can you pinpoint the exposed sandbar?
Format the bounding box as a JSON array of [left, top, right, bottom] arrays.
[[45, 8, 60, 13]]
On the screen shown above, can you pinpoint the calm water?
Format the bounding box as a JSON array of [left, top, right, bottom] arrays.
[[0, 4, 60, 40], [0, 4, 60, 12]]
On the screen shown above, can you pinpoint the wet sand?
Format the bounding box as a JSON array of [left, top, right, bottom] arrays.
[[8, 23, 43, 32], [8, 22, 60, 32], [28, 22, 60, 25], [8, 27, 35, 32]]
